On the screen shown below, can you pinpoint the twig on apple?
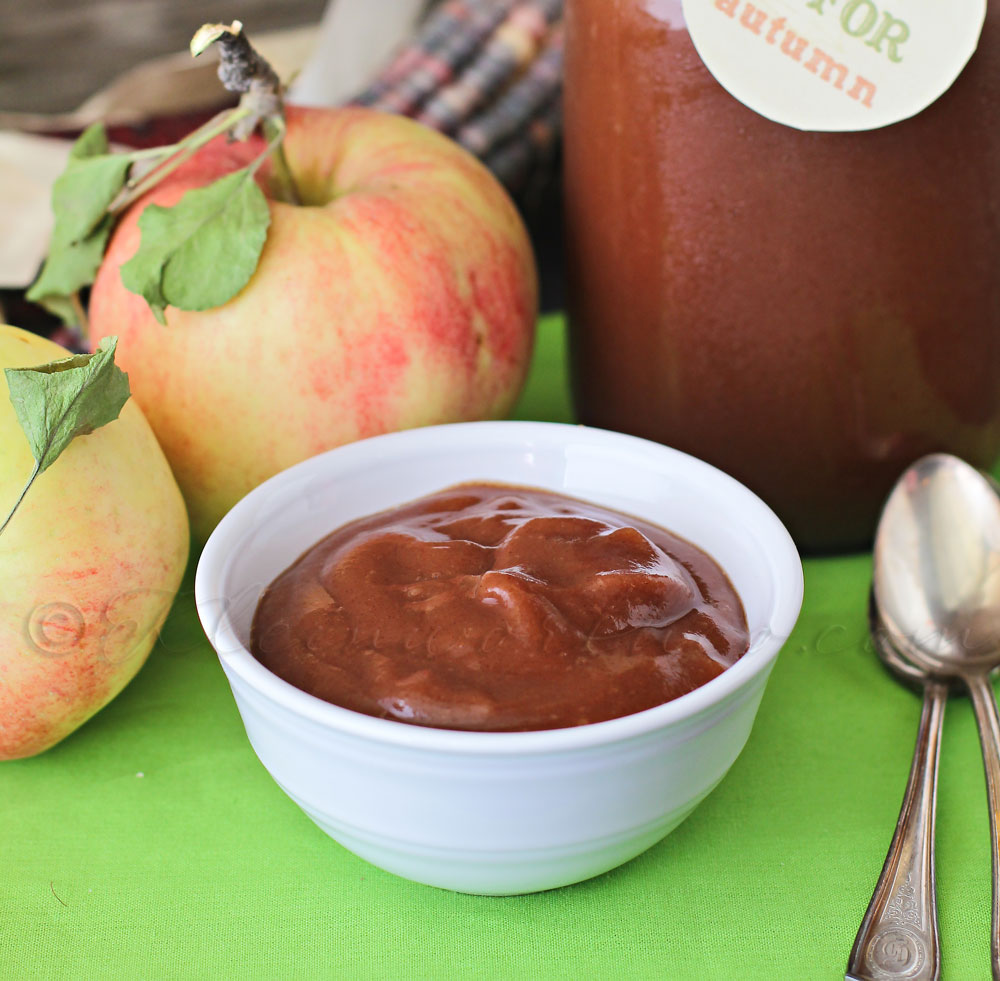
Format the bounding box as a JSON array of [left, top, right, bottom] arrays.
[[27, 21, 301, 330], [112, 108, 253, 216], [191, 21, 301, 205]]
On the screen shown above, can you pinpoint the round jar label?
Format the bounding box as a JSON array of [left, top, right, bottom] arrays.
[[681, 0, 986, 131]]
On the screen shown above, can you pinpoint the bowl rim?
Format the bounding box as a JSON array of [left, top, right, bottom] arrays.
[[195, 420, 804, 756]]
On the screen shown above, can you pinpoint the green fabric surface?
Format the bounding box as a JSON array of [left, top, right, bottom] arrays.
[[2, 314, 995, 980]]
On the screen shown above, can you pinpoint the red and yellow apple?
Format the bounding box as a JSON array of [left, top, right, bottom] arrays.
[[89, 106, 538, 540], [0, 325, 189, 760]]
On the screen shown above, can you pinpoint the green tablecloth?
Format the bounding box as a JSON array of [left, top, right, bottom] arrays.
[[3, 315, 995, 980]]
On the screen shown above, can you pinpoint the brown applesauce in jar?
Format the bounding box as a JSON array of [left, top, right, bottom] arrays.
[[250, 484, 749, 731], [564, 0, 1000, 551]]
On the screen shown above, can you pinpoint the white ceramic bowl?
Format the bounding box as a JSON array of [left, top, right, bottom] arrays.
[[195, 421, 803, 895]]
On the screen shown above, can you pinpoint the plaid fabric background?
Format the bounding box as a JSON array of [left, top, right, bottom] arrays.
[[352, 0, 563, 194]]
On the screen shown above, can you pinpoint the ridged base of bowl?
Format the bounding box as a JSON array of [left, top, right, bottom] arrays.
[[294, 793, 707, 895]]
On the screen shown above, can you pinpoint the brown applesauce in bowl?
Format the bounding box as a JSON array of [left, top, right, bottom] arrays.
[[250, 483, 749, 732]]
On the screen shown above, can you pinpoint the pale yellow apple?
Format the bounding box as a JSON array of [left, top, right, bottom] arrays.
[[0, 325, 189, 760], [90, 106, 538, 541]]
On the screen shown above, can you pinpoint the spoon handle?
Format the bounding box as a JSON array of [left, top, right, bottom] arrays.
[[966, 673, 1000, 981], [846, 681, 946, 981]]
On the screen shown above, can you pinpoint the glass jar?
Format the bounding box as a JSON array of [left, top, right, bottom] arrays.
[[564, 0, 1000, 550]]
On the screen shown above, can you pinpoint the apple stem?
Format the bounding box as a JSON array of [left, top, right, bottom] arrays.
[[191, 20, 301, 204], [69, 293, 89, 340], [0, 462, 39, 540], [261, 116, 300, 205]]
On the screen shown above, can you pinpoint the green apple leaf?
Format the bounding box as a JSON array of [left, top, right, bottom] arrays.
[[6, 335, 131, 474], [26, 216, 112, 321], [70, 120, 112, 161], [120, 167, 270, 324], [26, 124, 131, 324], [0, 336, 131, 538], [52, 150, 131, 245]]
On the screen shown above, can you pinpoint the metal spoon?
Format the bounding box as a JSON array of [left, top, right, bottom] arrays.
[[872, 453, 1000, 981], [846, 593, 947, 981]]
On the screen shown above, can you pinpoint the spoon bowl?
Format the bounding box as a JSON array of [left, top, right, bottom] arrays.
[[873, 454, 1000, 675], [868, 590, 941, 690]]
